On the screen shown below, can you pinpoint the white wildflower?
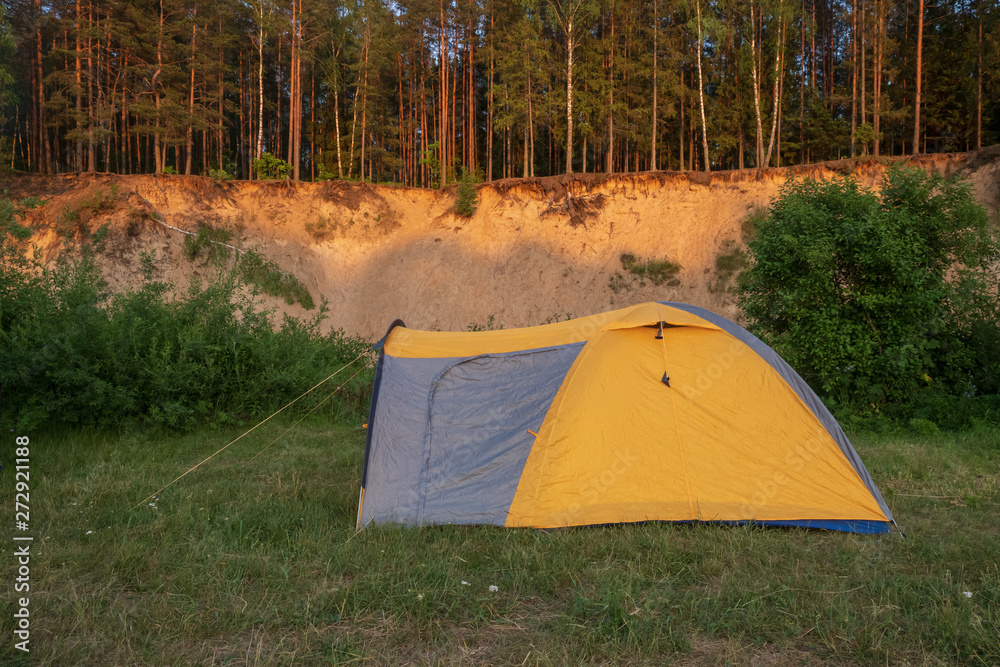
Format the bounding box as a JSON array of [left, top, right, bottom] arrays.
[[416, 594, 424, 600], [489, 585, 499, 593], [85, 530, 93, 535], [963, 591, 973, 598]]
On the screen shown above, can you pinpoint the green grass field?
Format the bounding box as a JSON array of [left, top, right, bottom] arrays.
[[1, 421, 998, 665]]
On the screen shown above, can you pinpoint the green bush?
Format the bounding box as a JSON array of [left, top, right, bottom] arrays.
[[235, 249, 315, 310], [0, 199, 370, 431], [183, 224, 234, 266], [253, 152, 289, 180], [739, 165, 1000, 412], [315, 163, 337, 182], [419, 141, 443, 187], [455, 167, 481, 217]]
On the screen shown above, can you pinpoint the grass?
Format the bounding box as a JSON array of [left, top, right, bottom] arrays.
[[619, 253, 682, 287], [1, 423, 998, 665], [710, 240, 747, 294]]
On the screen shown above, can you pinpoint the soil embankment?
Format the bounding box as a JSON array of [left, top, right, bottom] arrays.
[[4, 150, 999, 338]]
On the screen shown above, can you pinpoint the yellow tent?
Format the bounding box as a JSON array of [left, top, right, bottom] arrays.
[[357, 302, 895, 534]]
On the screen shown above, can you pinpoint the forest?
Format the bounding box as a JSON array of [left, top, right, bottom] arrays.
[[0, 0, 997, 186]]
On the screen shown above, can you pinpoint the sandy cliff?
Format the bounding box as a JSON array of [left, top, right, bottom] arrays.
[[4, 150, 998, 339]]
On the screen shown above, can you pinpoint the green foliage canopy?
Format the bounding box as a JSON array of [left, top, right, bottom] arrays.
[[739, 166, 1000, 410]]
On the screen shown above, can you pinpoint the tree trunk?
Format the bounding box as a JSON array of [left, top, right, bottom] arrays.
[[695, 0, 709, 172], [293, 0, 303, 181], [288, 0, 297, 178], [487, 7, 494, 181], [75, 0, 83, 170], [186, 9, 197, 175], [467, 1, 475, 173], [851, 0, 857, 157], [799, 0, 805, 163], [913, 0, 923, 154], [749, 1, 764, 166], [360, 23, 369, 182], [334, 57, 343, 177], [256, 9, 265, 172], [976, 1, 982, 150], [154, 0, 164, 174], [873, 0, 882, 157], [763, 14, 784, 168], [861, 0, 866, 154], [217, 27, 224, 172], [439, 0, 448, 187], [679, 67, 684, 171], [36, 0, 50, 174], [651, 0, 657, 169], [607, 1, 615, 174], [565, 15, 574, 174]]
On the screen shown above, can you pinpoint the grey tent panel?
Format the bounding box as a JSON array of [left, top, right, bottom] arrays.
[[660, 301, 894, 524], [360, 343, 584, 526], [360, 355, 450, 526]]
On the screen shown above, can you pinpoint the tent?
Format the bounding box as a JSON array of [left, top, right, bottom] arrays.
[[357, 302, 896, 534]]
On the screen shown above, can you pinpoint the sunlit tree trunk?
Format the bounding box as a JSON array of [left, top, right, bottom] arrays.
[[749, 1, 764, 166], [651, 0, 658, 169], [439, 0, 448, 187], [763, 12, 784, 168], [695, 0, 709, 172], [186, 9, 197, 175], [851, 0, 857, 157], [913, 0, 923, 154]]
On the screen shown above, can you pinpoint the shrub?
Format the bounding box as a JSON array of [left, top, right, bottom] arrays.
[[738, 165, 1000, 412], [0, 207, 366, 431], [235, 249, 315, 310], [80, 183, 119, 214], [419, 141, 443, 187], [315, 163, 337, 182], [455, 167, 481, 217], [252, 152, 290, 180], [183, 224, 234, 266]]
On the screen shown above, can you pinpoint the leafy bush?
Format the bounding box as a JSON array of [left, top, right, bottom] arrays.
[[316, 163, 337, 182], [739, 165, 1000, 412], [161, 165, 177, 175], [183, 224, 234, 266], [0, 199, 368, 431], [208, 167, 233, 181], [253, 152, 289, 180], [235, 249, 315, 310], [80, 184, 119, 214], [419, 141, 443, 187], [455, 167, 481, 217]]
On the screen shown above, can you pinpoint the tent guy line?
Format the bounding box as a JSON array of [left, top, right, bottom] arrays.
[[247, 362, 373, 463], [131, 352, 369, 510]]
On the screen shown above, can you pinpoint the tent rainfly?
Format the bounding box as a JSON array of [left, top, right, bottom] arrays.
[[357, 302, 896, 534]]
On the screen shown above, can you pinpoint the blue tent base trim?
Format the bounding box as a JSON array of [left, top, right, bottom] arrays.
[[544, 519, 893, 534], [741, 519, 892, 534]]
